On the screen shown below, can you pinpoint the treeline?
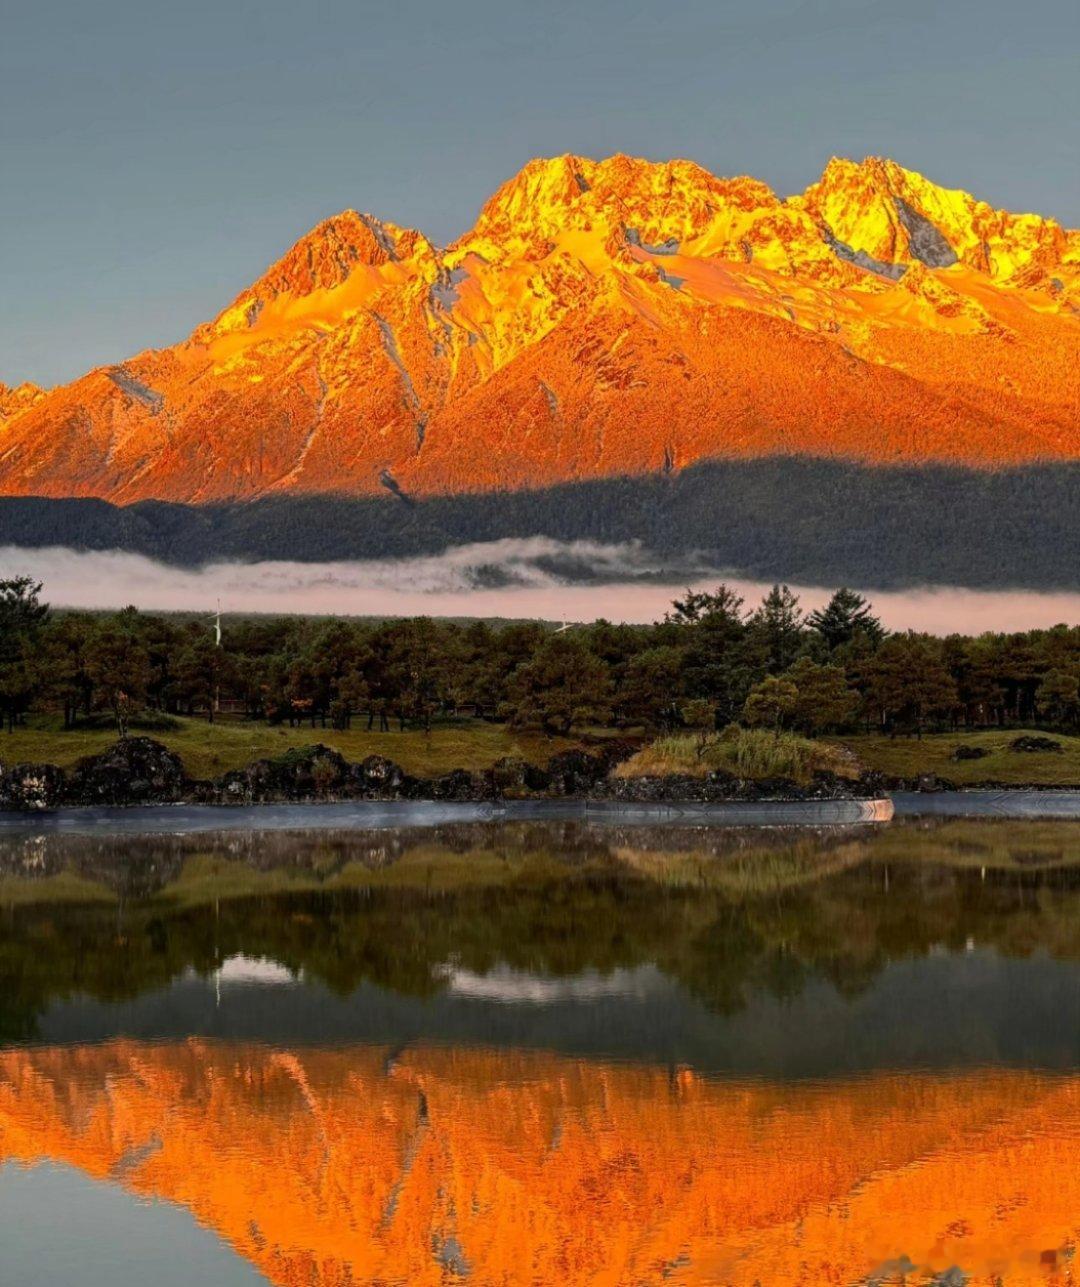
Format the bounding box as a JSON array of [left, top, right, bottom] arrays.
[[1, 457, 1078, 587], [1, 577, 1078, 740]]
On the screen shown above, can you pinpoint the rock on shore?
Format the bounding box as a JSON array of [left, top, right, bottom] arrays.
[[0, 736, 887, 811]]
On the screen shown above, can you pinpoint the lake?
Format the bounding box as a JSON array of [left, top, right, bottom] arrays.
[[1, 809, 1079, 1284]]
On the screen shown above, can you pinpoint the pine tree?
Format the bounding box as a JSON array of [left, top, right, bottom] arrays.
[[666, 584, 745, 628], [0, 577, 50, 733], [784, 657, 858, 733], [807, 588, 884, 650], [750, 585, 805, 673], [665, 585, 752, 724]]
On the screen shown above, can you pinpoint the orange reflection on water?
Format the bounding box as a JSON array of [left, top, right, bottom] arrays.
[[1, 1041, 1079, 1285]]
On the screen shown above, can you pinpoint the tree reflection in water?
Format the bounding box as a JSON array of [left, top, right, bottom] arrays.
[[1, 819, 1080, 1283]]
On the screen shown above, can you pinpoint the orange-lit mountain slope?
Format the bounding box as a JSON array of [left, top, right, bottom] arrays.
[[2, 1041, 1080, 1285], [1, 155, 1077, 503]]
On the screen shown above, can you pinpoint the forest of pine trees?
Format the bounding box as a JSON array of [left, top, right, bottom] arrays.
[[1, 577, 1077, 740]]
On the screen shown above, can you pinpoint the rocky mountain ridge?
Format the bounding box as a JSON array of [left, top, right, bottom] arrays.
[[1, 154, 1077, 504]]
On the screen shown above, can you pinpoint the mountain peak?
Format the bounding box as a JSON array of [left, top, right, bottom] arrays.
[[252, 209, 424, 297], [196, 209, 436, 344], [797, 155, 1070, 278], [0, 381, 44, 425], [462, 152, 779, 261], [465, 154, 600, 255]]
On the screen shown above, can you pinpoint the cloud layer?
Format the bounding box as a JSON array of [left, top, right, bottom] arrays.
[[0, 541, 1076, 632]]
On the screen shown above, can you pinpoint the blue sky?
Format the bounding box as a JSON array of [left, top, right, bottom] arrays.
[[3, 0, 1077, 387]]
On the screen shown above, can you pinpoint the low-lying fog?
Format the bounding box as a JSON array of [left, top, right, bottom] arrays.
[[2, 541, 1077, 631]]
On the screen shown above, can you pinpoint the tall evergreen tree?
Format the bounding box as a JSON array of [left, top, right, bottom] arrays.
[[666, 585, 745, 628], [751, 585, 805, 673], [86, 611, 152, 738], [807, 588, 884, 650], [863, 635, 958, 736], [0, 577, 50, 732], [783, 657, 859, 733], [665, 585, 753, 723], [507, 635, 612, 735]]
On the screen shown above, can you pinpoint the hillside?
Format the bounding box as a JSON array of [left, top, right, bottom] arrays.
[[0, 154, 1077, 505], [1, 460, 1076, 586]]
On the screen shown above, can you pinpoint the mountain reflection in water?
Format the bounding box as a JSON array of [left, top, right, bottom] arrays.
[[1, 817, 1080, 1284]]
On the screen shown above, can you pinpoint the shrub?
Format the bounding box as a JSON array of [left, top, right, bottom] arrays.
[[615, 725, 859, 784]]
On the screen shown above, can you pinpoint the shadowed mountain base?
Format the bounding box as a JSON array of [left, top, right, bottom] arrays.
[[1, 459, 1076, 588]]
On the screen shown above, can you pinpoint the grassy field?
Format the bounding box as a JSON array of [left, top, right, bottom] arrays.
[[618, 727, 1080, 787], [845, 729, 1080, 786], [0, 714, 585, 781], [3, 717, 1080, 788]]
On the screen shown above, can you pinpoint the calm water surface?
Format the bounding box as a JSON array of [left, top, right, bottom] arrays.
[[1, 812, 1079, 1284]]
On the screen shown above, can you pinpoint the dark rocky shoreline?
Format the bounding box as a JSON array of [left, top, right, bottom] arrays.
[[1, 737, 1074, 813], [0, 736, 896, 812]]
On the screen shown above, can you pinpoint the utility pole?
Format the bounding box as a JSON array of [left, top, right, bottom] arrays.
[[206, 600, 223, 717]]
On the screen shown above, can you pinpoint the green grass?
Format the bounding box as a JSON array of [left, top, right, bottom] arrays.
[[615, 726, 859, 786], [0, 714, 584, 781], [845, 729, 1080, 786], [7, 715, 1079, 790]]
